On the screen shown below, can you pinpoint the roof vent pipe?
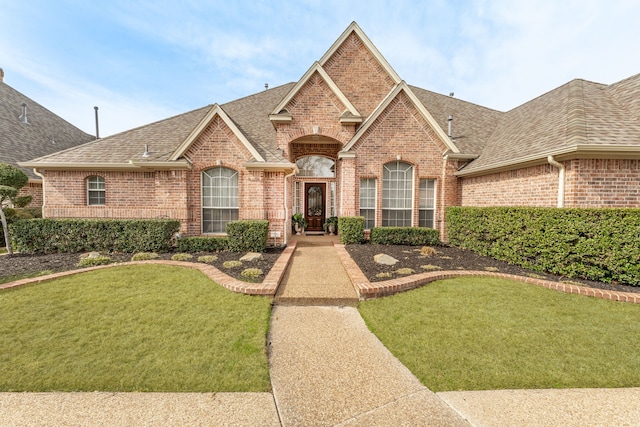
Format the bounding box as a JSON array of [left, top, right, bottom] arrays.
[[94, 106, 100, 139], [447, 115, 453, 138], [19, 103, 28, 124], [142, 144, 150, 158]]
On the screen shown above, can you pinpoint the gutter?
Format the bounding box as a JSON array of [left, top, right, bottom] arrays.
[[283, 169, 298, 246], [547, 155, 565, 208], [32, 169, 46, 213]]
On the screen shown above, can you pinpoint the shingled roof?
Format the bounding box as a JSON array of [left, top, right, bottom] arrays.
[[22, 83, 296, 169], [458, 75, 640, 176], [0, 71, 94, 179]]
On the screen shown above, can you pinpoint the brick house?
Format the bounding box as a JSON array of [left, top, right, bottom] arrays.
[[0, 69, 95, 207], [20, 22, 640, 244]]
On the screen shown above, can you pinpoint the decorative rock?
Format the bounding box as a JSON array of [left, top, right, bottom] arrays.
[[374, 253, 398, 266], [82, 251, 102, 259], [240, 252, 263, 262]]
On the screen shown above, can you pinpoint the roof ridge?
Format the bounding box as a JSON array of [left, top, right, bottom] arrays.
[[566, 79, 588, 145]]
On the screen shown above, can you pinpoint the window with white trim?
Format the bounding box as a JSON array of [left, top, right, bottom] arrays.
[[202, 167, 238, 233], [87, 176, 105, 205], [359, 178, 376, 230], [419, 179, 436, 228], [382, 161, 413, 227]]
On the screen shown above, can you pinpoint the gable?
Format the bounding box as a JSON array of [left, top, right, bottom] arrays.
[[320, 24, 400, 118], [171, 104, 264, 162], [184, 115, 257, 167], [341, 83, 459, 156], [347, 90, 450, 157], [286, 71, 349, 126]]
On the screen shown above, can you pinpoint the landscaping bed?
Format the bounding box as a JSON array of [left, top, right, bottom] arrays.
[[346, 243, 640, 294], [0, 248, 283, 284], [1, 243, 638, 294]]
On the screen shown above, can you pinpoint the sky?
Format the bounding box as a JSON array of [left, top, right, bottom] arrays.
[[1, 0, 640, 137]]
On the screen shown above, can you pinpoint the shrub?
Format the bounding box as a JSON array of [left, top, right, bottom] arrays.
[[10, 219, 179, 254], [395, 268, 415, 275], [77, 255, 112, 267], [178, 236, 228, 252], [131, 252, 159, 261], [370, 227, 440, 246], [339, 217, 365, 244], [171, 253, 193, 261], [241, 268, 263, 279], [226, 220, 269, 252], [420, 246, 437, 256], [197, 255, 218, 263], [446, 206, 640, 286], [223, 260, 243, 269], [421, 264, 442, 271]]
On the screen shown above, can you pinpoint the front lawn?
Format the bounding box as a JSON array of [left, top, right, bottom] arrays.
[[359, 276, 640, 392], [0, 265, 272, 392]]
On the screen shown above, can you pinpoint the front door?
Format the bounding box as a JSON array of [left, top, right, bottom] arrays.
[[305, 183, 325, 232]]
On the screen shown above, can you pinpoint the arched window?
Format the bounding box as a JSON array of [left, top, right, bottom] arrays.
[[86, 176, 105, 205], [382, 161, 413, 226], [295, 155, 335, 177], [202, 167, 238, 233]]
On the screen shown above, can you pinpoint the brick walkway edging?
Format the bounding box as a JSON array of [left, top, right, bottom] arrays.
[[333, 243, 640, 304], [0, 241, 297, 296]]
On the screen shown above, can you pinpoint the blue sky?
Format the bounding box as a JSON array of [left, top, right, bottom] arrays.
[[1, 0, 639, 137]]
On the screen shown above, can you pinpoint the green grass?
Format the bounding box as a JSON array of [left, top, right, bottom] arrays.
[[359, 276, 640, 392], [0, 265, 272, 392]]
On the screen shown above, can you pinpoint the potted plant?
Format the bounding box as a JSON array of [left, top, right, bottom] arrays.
[[291, 213, 307, 235], [323, 216, 338, 235]]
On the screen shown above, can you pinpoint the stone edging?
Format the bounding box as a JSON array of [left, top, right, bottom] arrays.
[[0, 241, 297, 296], [333, 243, 640, 304]]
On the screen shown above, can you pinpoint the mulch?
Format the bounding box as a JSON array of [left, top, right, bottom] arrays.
[[345, 243, 640, 294], [0, 249, 284, 284], [1, 244, 638, 294]]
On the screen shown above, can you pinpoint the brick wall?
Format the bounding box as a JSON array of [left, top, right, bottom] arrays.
[[460, 164, 560, 207], [323, 31, 396, 117], [460, 159, 640, 208], [43, 169, 190, 231], [348, 91, 452, 238], [565, 159, 640, 207], [18, 181, 43, 207]]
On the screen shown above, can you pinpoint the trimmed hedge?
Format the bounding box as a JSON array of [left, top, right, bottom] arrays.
[[10, 218, 179, 254], [370, 227, 440, 246], [339, 216, 365, 244], [178, 236, 229, 252], [446, 206, 640, 286], [226, 220, 269, 252], [0, 207, 41, 247]]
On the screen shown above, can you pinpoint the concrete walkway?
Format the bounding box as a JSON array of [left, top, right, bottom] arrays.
[[275, 235, 358, 306]]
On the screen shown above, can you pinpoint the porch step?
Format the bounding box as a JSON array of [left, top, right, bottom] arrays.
[[304, 231, 325, 236]]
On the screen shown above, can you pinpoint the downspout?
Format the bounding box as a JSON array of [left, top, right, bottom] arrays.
[[547, 155, 565, 208], [283, 169, 297, 246], [33, 169, 46, 214]]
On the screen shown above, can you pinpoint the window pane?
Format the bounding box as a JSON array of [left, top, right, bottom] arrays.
[[202, 167, 238, 233], [295, 156, 336, 177], [382, 162, 413, 218]]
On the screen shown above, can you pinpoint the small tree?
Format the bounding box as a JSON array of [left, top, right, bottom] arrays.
[[0, 164, 32, 254]]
